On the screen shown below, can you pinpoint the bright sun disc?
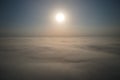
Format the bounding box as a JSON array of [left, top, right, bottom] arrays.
[[56, 12, 65, 23]]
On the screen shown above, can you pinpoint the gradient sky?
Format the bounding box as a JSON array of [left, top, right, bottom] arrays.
[[1, 0, 120, 36]]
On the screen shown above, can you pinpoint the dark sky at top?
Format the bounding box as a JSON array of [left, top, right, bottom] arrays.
[[0, 0, 120, 36]]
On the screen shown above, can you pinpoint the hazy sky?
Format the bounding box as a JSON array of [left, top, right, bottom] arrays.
[[1, 0, 120, 36]]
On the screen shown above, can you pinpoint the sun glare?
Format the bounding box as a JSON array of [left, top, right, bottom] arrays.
[[56, 12, 65, 23]]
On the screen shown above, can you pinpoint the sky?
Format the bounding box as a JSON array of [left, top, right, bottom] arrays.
[[1, 0, 120, 36]]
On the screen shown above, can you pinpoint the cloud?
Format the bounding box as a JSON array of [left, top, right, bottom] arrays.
[[0, 37, 120, 80]]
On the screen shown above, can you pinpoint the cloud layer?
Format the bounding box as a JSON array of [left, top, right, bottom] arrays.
[[0, 37, 120, 80]]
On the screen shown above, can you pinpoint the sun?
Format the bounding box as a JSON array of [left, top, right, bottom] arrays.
[[56, 12, 65, 23]]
